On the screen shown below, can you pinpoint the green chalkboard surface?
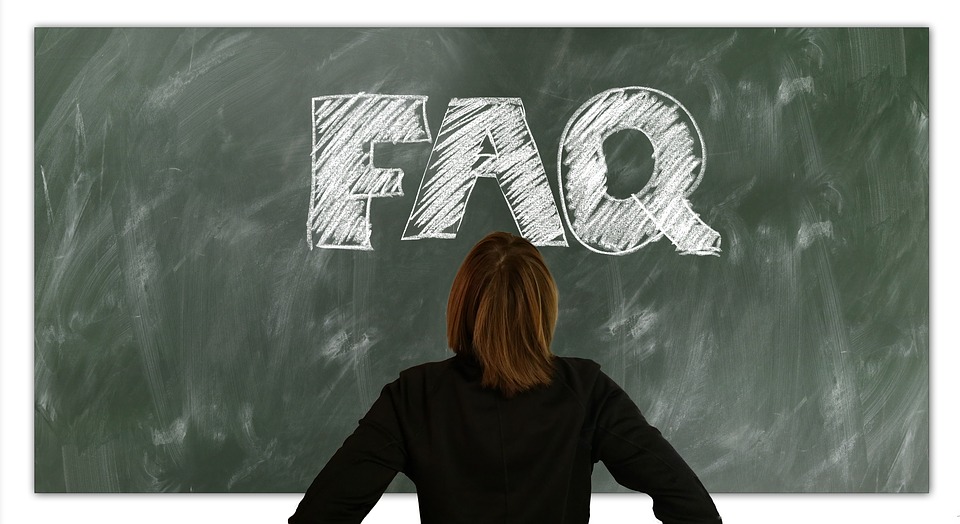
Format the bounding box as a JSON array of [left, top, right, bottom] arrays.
[[35, 28, 929, 493]]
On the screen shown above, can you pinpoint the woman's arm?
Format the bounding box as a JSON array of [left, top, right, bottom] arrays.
[[289, 381, 406, 524], [592, 371, 722, 524]]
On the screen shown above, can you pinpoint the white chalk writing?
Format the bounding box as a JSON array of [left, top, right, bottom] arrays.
[[558, 87, 721, 255], [402, 98, 567, 246], [307, 94, 432, 250], [308, 89, 721, 256]]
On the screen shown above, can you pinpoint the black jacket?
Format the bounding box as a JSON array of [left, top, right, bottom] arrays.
[[289, 353, 721, 523]]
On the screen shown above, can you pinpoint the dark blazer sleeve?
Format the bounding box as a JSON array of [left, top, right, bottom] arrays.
[[592, 370, 721, 524], [289, 380, 406, 524]]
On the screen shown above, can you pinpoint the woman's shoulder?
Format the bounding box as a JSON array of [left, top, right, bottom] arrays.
[[550, 356, 610, 403], [385, 355, 461, 396]]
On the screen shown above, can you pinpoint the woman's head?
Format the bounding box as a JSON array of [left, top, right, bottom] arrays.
[[447, 232, 558, 397]]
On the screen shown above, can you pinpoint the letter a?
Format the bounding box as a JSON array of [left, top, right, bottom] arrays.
[[307, 94, 432, 250], [558, 87, 721, 256], [402, 98, 567, 246]]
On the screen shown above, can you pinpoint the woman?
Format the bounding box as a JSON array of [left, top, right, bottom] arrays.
[[290, 232, 721, 523]]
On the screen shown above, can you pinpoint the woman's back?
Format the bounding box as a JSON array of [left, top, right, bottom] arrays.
[[395, 353, 593, 523], [290, 352, 720, 523]]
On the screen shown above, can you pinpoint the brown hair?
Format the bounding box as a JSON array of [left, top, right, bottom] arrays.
[[447, 232, 558, 397]]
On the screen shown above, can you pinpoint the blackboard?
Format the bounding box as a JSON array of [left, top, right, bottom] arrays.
[[34, 27, 928, 493]]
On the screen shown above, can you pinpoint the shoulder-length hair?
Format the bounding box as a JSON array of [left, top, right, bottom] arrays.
[[447, 232, 558, 397]]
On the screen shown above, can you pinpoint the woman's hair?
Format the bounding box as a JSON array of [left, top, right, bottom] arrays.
[[447, 232, 558, 398]]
